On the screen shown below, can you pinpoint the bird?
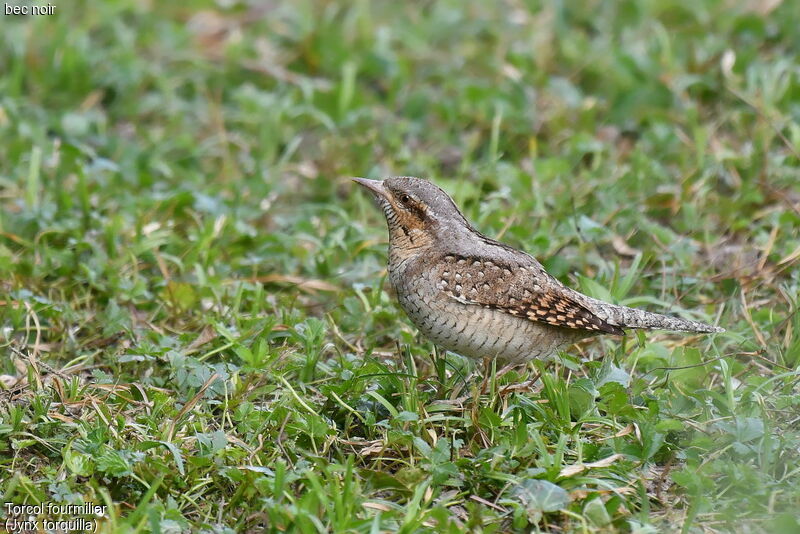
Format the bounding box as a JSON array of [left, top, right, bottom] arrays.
[[353, 176, 723, 364]]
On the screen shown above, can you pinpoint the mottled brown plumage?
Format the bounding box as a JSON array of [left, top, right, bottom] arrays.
[[354, 176, 723, 363], [437, 254, 625, 335]]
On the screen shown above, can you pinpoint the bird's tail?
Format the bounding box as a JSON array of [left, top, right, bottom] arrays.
[[587, 299, 724, 333]]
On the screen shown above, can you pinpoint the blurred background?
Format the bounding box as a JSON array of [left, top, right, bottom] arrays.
[[1, 0, 799, 532]]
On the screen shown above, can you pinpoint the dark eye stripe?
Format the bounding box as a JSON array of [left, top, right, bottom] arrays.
[[406, 201, 427, 220], [400, 199, 423, 216], [389, 188, 427, 219]]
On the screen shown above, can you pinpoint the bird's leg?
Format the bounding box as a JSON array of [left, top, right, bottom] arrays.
[[499, 370, 542, 397], [449, 356, 482, 401], [477, 359, 518, 396], [478, 356, 493, 396], [496, 363, 517, 380]]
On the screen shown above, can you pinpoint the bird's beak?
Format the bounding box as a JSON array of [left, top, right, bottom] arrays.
[[352, 177, 390, 201]]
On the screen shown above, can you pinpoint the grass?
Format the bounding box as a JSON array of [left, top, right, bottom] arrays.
[[1, 0, 799, 532]]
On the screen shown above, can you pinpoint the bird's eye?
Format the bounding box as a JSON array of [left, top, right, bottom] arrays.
[[399, 194, 411, 204]]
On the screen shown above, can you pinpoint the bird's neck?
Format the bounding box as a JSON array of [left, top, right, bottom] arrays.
[[387, 224, 433, 261]]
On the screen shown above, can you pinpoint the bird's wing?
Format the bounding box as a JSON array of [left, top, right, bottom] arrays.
[[435, 254, 624, 335]]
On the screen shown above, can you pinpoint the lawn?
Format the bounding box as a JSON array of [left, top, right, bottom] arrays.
[[1, 0, 799, 532]]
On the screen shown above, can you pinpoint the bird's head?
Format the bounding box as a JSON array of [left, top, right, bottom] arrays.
[[353, 176, 472, 249]]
